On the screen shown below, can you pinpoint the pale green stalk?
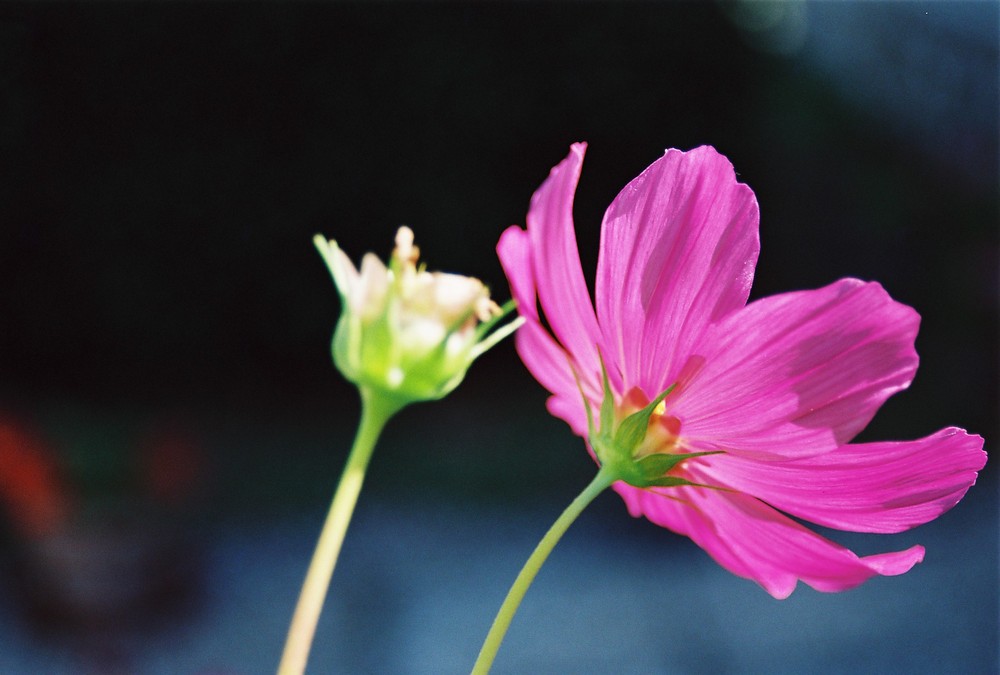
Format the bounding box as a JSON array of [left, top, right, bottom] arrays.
[[470, 466, 617, 675], [278, 387, 405, 675]]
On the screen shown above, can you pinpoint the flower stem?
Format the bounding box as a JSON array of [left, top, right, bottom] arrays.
[[470, 466, 616, 675], [278, 387, 404, 675]]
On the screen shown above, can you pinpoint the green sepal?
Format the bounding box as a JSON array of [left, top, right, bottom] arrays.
[[598, 352, 615, 439], [579, 352, 723, 491], [473, 298, 517, 342], [643, 475, 708, 488], [634, 450, 722, 477], [571, 358, 598, 441], [612, 383, 676, 454]]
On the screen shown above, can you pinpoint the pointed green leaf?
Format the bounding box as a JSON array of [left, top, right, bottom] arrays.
[[615, 389, 670, 452], [611, 383, 675, 452], [613, 407, 653, 453], [647, 477, 728, 490], [634, 450, 723, 477], [651, 382, 677, 408], [473, 298, 518, 341], [644, 476, 704, 488], [570, 358, 597, 440], [471, 314, 525, 359], [598, 350, 614, 438]]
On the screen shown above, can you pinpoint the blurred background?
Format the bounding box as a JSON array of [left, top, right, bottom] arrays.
[[0, 2, 996, 673]]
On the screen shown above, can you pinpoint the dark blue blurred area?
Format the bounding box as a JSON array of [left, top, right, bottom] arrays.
[[0, 2, 996, 673]]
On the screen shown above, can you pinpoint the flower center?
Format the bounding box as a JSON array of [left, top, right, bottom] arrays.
[[584, 361, 718, 489]]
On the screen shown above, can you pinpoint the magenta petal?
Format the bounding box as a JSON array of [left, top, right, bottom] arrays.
[[677, 279, 920, 458], [614, 482, 767, 585], [596, 147, 760, 395], [614, 481, 925, 598], [700, 428, 986, 533], [524, 143, 605, 376], [496, 225, 541, 322], [546, 395, 591, 439], [497, 226, 589, 408]]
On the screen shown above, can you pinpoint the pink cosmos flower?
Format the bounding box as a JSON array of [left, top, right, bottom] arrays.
[[497, 143, 986, 598]]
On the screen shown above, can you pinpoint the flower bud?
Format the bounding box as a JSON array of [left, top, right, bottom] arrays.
[[315, 227, 522, 405]]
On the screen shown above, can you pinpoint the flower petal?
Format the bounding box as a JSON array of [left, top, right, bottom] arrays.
[[319, 238, 359, 303], [525, 143, 606, 379], [676, 279, 920, 458], [498, 226, 578, 394], [595, 146, 759, 396], [547, 395, 591, 439], [698, 428, 986, 533], [497, 225, 598, 431], [613, 481, 924, 598]]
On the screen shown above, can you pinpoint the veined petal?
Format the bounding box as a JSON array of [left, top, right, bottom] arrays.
[[596, 147, 759, 395], [547, 395, 591, 440], [497, 226, 542, 322], [498, 225, 599, 416], [676, 279, 919, 458], [699, 428, 986, 533], [613, 481, 924, 598], [525, 143, 606, 378]]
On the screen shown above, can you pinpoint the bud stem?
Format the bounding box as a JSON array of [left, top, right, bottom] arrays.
[[470, 465, 617, 675], [278, 387, 405, 675]]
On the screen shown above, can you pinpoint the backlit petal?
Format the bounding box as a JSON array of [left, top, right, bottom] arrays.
[[524, 143, 606, 378], [596, 147, 759, 395], [699, 428, 986, 533], [676, 279, 919, 458], [498, 226, 581, 399], [613, 481, 924, 598]]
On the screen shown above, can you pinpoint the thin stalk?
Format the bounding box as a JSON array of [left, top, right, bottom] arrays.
[[470, 466, 616, 675], [278, 387, 403, 675]]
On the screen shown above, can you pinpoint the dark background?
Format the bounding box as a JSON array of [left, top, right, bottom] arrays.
[[0, 2, 996, 673]]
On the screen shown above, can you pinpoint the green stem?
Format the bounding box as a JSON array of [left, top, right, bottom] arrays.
[[470, 466, 617, 675], [278, 387, 404, 675]]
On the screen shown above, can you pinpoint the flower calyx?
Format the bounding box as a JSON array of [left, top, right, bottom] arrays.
[[580, 356, 719, 489], [315, 227, 524, 406]]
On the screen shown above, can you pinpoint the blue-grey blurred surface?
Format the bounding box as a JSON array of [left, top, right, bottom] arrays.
[[0, 484, 994, 674], [0, 1, 996, 673]]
